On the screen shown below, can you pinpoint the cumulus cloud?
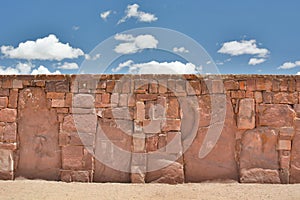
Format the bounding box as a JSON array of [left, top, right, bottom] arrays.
[[118, 4, 157, 24], [0, 62, 60, 75], [114, 34, 158, 54], [173, 47, 189, 53], [278, 61, 300, 69], [1, 34, 84, 61], [31, 65, 61, 75], [85, 53, 101, 61], [112, 60, 199, 74], [248, 58, 266, 66], [218, 39, 269, 58], [56, 62, 79, 70], [100, 10, 111, 21]]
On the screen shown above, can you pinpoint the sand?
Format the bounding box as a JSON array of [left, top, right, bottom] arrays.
[[1, 180, 300, 200]]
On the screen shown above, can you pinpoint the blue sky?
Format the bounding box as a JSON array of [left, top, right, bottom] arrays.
[[1, 0, 300, 75]]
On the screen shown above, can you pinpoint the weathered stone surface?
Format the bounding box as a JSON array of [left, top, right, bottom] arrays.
[[0, 149, 13, 173], [290, 133, 300, 183], [46, 80, 69, 92], [2, 123, 17, 143], [240, 127, 279, 170], [61, 170, 90, 182], [145, 161, 184, 184], [8, 89, 18, 108], [16, 87, 61, 180], [258, 104, 295, 127], [0, 97, 8, 108], [240, 168, 281, 183], [273, 92, 298, 104], [73, 94, 94, 108], [184, 97, 238, 182], [0, 108, 17, 122], [94, 119, 132, 183], [62, 114, 97, 133], [237, 98, 255, 129]]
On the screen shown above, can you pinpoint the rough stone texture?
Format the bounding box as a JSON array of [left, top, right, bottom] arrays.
[[145, 161, 184, 184], [240, 127, 279, 170], [2, 74, 300, 184], [258, 104, 295, 127], [237, 98, 255, 129], [291, 133, 300, 183], [240, 168, 281, 184], [184, 97, 238, 182], [16, 87, 61, 180], [94, 119, 132, 183]]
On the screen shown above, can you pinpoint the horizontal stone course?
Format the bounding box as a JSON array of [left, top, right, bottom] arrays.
[[1, 74, 300, 184]]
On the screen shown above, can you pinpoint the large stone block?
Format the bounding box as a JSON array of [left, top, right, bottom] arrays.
[[16, 87, 61, 180], [184, 97, 238, 182], [290, 133, 300, 183], [240, 127, 279, 170], [240, 168, 281, 184], [258, 104, 295, 127], [237, 98, 255, 129]]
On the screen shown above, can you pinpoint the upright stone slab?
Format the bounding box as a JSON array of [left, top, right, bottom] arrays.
[[184, 96, 238, 182], [16, 87, 61, 180]]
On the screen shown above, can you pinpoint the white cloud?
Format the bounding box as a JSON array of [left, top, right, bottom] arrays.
[[114, 34, 158, 54], [218, 39, 269, 58], [0, 62, 60, 75], [113, 60, 199, 74], [72, 26, 80, 31], [0, 66, 19, 75], [85, 53, 101, 61], [278, 61, 300, 69], [31, 65, 61, 75], [248, 58, 266, 65], [118, 4, 157, 24], [1, 34, 84, 61], [100, 10, 111, 21], [173, 47, 189, 53], [297, 72, 300, 75], [56, 62, 79, 70]]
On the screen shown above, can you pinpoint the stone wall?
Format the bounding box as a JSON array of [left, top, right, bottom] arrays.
[[1, 74, 300, 184]]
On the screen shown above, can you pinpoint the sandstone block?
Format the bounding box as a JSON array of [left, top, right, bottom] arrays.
[[0, 108, 17, 122], [240, 168, 281, 184], [237, 98, 255, 129]]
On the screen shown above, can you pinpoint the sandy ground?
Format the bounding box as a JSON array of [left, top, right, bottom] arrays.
[[1, 180, 300, 200]]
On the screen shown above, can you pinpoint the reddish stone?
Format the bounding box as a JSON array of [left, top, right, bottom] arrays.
[[184, 97, 238, 182], [262, 92, 273, 104], [0, 108, 17, 122], [8, 89, 18, 108], [256, 78, 272, 91], [162, 119, 181, 131], [254, 91, 263, 103], [273, 92, 298, 104], [136, 94, 158, 101], [167, 98, 179, 118], [240, 127, 279, 170], [119, 94, 128, 107], [51, 99, 65, 107], [166, 132, 182, 154], [16, 87, 61, 180], [237, 98, 255, 129], [149, 81, 158, 94], [136, 102, 145, 121], [0, 97, 8, 108], [240, 168, 281, 184], [145, 161, 184, 184], [158, 80, 168, 94], [277, 140, 291, 151], [258, 104, 295, 127], [186, 81, 201, 95], [12, 80, 23, 89], [290, 133, 300, 183], [3, 123, 17, 143], [45, 80, 69, 92], [73, 94, 94, 108], [224, 80, 239, 91], [46, 92, 65, 99]]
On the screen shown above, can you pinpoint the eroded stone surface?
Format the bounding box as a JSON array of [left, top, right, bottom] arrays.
[[237, 98, 255, 129], [16, 87, 61, 180], [240, 168, 281, 184], [240, 127, 279, 170], [184, 97, 238, 182]]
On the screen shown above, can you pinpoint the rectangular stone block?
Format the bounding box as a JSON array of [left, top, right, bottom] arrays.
[[278, 140, 292, 151], [0, 108, 17, 122], [51, 99, 65, 107], [12, 80, 23, 89], [136, 102, 145, 121], [46, 92, 65, 99], [237, 98, 255, 130], [8, 89, 18, 108], [0, 97, 8, 108], [166, 132, 182, 154]]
